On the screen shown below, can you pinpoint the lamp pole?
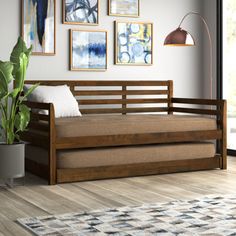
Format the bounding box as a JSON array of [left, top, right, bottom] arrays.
[[179, 12, 213, 100]]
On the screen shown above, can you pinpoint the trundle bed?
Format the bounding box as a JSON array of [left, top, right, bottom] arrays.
[[19, 80, 227, 185]]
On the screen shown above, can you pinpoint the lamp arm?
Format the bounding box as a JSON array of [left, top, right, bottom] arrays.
[[179, 12, 213, 99]]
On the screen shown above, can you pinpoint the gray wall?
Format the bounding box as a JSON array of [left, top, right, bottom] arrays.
[[203, 0, 217, 99], [0, 0, 216, 98]]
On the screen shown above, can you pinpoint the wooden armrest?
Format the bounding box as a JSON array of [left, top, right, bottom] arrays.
[[169, 97, 226, 116], [22, 100, 56, 184], [171, 97, 225, 106], [22, 101, 55, 137], [169, 107, 220, 116], [23, 101, 53, 111]]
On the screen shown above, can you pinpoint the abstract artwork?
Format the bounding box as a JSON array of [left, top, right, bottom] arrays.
[[22, 0, 56, 55], [115, 21, 153, 65], [63, 0, 99, 25], [109, 0, 139, 17], [70, 30, 107, 71]]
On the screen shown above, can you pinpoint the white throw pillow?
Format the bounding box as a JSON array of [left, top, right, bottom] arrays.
[[24, 85, 82, 118]]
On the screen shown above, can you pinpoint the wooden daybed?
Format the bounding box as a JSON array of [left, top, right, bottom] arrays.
[[20, 80, 227, 185]]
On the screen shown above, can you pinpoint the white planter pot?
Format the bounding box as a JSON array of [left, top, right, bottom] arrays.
[[0, 143, 25, 179]]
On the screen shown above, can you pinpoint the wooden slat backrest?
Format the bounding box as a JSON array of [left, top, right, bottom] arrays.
[[23, 80, 173, 115]]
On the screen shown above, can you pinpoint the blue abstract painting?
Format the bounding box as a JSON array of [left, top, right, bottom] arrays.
[[64, 0, 98, 24], [71, 30, 107, 71], [116, 22, 153, 65], [22, 0, 55, 55]]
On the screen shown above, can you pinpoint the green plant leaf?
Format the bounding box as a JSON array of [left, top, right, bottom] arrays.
[[1, 116, 7, 130], [1, 117, 14, 144], [9, 88, 20, 98], [15, 104, 30, 132], [22, 83, 39, 100], [14, 53, 28, 91], [10, 37, 32, 78], [0, 61, 13, 99], [7, 130, 15, 145], [0, 37, 32, 144]]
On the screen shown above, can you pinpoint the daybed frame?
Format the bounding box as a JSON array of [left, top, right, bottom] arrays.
[[19, 80, 227, 185]]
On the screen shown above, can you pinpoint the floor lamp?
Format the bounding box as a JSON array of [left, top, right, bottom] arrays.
[[164, 12, 213, 100]]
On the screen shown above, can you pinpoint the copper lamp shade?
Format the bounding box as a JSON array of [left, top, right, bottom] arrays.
[[163, 12, 213, 100], [164, 27, 195, 46]]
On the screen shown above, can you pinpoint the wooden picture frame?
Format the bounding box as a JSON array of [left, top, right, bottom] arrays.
[[115, 21, 153, 66], [70, 29, 108, 71], [21, 0, 56, 56], [108, 0, 140, 17], [63, 0, 99, 25]]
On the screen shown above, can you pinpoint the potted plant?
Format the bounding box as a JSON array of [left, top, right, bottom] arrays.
[[0, 37, 38, 186]]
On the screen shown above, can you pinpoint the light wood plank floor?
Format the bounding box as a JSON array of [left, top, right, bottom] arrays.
[[0, 156, 236, 236]]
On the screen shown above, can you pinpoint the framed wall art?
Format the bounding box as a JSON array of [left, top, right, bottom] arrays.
[[108, 0, 139, 17], [70, 29, 107, 71], [115, 21, 153, 65], [63, 0, 99, 25], [21, 0, 56, 55]]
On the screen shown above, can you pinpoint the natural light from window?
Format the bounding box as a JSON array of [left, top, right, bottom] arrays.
[[224, 0, 236, 150]]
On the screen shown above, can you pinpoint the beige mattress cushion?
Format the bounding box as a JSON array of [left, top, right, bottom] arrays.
[[26, 142, 215, 169], [55, 114, 217, 138]]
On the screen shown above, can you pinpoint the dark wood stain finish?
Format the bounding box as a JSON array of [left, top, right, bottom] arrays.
[[57, 156, 221, 183], [19, 80, 227, 184]]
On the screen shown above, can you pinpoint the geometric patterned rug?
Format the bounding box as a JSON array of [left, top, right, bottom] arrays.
[[17, 195, 236, 236]]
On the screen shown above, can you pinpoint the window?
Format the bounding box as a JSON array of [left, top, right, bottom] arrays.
[[223, 0, 236, 151]]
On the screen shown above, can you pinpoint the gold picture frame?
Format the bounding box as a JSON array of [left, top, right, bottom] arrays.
[[70, 29, 108, 71], [108, 0, 140, 17], [21, 0, 56, 56], [63, 0, 99, 25], [115, 21, 153, 66]]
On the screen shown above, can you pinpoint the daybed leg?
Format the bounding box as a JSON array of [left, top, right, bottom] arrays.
[[221, 100, 227, 169], [49, 103, 57, 185], [49, 147, 57, 185]]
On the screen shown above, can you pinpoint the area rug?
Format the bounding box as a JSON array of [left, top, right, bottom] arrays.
[[18, 195, 236, 236]]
